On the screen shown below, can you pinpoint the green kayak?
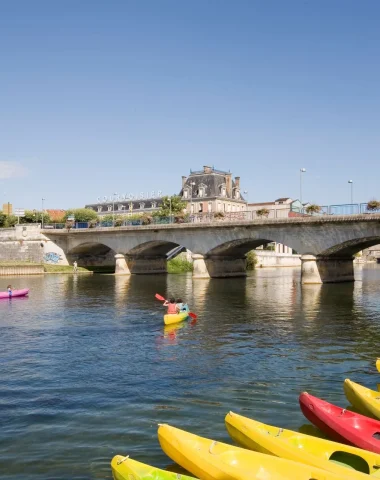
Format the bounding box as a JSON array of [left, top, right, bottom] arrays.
[[111, 455, 197, 480]]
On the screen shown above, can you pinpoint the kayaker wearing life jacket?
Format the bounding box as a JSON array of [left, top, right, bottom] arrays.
[[7, 285, 12, 297], [163, 298, 177, 314]]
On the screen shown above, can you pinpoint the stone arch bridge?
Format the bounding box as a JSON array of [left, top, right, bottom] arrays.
[[42, 214, 380, 284]]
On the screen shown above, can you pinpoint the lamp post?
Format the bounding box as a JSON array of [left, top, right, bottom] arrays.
[[348, 180, 353, 205], [112, 193, 118, 227], [169, 196, 172, 223], [190, 181, 196, 216], [41, 198, 45, 228], [300, 168, 306, 212]]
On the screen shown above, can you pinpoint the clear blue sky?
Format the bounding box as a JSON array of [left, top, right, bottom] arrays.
[[1, 0, 379, 210]]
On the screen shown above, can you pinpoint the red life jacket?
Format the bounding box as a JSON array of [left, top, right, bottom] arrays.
[[167, 303, 177, 314]]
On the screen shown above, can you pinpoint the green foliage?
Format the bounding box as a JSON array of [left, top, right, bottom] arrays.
[[214, 211, 225, 219], [246, 251, 258, 270], [256, 208, 270, 218], [158, 195, 187, 217], [367, 200, 380, 211], [64, 208, 98, 222], [20, 210, 50, 224], [305, 204, 321, 214], [4, 215, 18, 227], [0, 213, 6, 227], [167, 258, 193, 273]]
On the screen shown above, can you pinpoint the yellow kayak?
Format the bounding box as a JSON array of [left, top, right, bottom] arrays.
[[344, 379, 380, 419], [157, 423, 349, 480], [225, 411, 380, 479], [376, 359, 380, 374], [111, 455, 197, 480], [164, 312, 189, 325]]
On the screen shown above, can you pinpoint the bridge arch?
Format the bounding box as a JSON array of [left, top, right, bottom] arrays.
[[205, 237, 297, 257], [67, 242, 117, 269], [319, 236, 380, 258]]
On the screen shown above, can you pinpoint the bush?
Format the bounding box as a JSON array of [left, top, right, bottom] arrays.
[[214, 212, 225, 219], [305, 204, 321, 214], [64, 208, 98, 222], [167, 258, 193, 273], [256, 208, 270, 218], [367, 200, 380, 211], [246, 251, 258, 270]]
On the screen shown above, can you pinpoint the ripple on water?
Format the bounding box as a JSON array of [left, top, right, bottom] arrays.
[[1, 267, 380, 478]]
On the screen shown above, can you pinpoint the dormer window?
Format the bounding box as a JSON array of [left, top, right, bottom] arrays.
[[235, 189, 240, 199], [139, 202, 145, 209], [152, 202, 157, 209], [183, 189, 189, 199], [198, 183, 206, 197], [221, 186, 226, 197], [107, 205, 112, 212], [97, 206, 102, 213], [118, 204, 125, 211]]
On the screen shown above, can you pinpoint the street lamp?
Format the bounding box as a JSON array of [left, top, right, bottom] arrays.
[[300, 168, 306, 212], [112, 193, 118, 226], [348, 180, 353, 205], [190, 181, 196, 215], [41, 198, 45, 228], [169, 196, 172, 223]]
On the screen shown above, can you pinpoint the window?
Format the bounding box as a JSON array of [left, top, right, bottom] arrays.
[[235, 189, 240, 199], [198, 203, 203, 213], [191, 203, 195, 214], [208, 201, 212, 212], [221, 187, 226, 197], [97, 206, 102, 213], [199, 187, 204, 197], [218, 203, 222, 212], [227, 204, 231, 212], [139, 202, 145, 209], [118, 204, 124, 211], [107, 205, 112, 212], [152, 202, 157, 209], [184, 189, 189, 199]]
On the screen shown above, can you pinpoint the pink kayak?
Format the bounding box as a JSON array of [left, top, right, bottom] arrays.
[[0, 289, 29, 299]]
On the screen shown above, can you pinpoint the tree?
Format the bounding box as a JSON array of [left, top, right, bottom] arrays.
[[256, 208, 270, 218], [367, 200, 380, 212], [0, 213, 6, 227], [305, 204, 321, 215], [20, 210, 50, 224], [158, 196, 187, 217], [63, 208, 98, 222]]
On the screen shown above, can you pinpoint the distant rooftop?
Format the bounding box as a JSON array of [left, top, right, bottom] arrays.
[[189, 165, 231, 175]]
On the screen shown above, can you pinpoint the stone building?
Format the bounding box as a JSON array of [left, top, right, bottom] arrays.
[[180, 166, 246, 214], [85, 197, 162, 216]]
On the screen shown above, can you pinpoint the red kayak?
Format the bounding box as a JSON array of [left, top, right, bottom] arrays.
[[0, 288, 29, 299], [299, 392, 380, 453]]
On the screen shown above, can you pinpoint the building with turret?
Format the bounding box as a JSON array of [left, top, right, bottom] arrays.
[[180, 166, 246, 214]]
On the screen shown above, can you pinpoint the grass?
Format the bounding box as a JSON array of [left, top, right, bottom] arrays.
[[167, 258, 193, 274], [43, 264, 92, 273], [0, 260, 42, 266]]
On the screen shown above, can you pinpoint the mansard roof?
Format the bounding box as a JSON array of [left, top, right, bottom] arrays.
[[85, 198, 162, 213], [180, 169, 245, 201]]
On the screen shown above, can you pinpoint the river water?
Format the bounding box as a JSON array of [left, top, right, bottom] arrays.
[[1, 266, 380, 479]]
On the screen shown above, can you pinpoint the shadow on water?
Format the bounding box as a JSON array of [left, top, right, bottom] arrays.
[[1, 265, 380, 478]]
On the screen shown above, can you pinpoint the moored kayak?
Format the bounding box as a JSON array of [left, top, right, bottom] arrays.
[[0, 288, 29, 299], [158, 423, 349, 480], [225, 411, 380, 479], [164, 312, 189, 325], [299, 392, 380, 454], [344, 379, 380, 420], [111, 455, 197, 480]]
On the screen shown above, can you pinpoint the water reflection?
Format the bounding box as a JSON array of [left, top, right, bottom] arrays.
[[1, 266, 380, 479]]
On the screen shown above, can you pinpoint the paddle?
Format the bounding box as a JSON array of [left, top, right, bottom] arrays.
[[155, 293, 197, 319]]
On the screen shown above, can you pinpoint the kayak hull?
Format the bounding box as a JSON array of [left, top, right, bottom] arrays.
[[344, 378, 380, 419], [158, 423, 349, 480], [111, 455, 196, 480], [225, 411, 380, 478], [299, 392, 380, 454], [0, 289, 29, 299], [164, 312, 189, 325]]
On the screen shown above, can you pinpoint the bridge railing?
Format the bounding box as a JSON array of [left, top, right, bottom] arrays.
[[41, 204, 380, 230]]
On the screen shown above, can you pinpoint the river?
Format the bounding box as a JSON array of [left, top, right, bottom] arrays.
[[1, 265, 380, 479]]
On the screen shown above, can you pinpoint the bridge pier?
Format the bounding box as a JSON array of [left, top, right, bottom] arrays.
[[115, 254, 131, 275], [301, 255, 354, 284], [126, 255, 167, 274], [192, 254, 247, 278]]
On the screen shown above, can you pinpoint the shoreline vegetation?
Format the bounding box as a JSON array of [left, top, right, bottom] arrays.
[[0, 252, 258, 275]]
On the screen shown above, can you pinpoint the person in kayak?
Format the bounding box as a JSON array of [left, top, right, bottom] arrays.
[[7, 285, 12, 297], [176, 298, 189, 313], [163, 298, 177, 314]]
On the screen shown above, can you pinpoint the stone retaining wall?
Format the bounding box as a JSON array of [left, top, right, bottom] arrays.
[[0, 265, 44, 275]]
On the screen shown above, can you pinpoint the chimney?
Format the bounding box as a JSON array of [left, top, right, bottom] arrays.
[[182, 176, 187, 188], [226, 173, 232, 197], [203, 166, 213, 174], [235, 176, 240, 189]]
